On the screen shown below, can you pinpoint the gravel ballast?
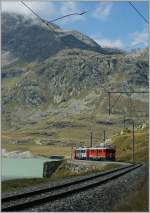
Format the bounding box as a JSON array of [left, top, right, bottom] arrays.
[[24, 165, 147, 212]]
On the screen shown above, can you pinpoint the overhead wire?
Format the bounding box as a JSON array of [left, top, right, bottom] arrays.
[[20, 1, 45, 23], [48, 11, 87, 23], [20, 1, 87, 26], [128, 1, 149, 24], [110, 93, 122, 112]]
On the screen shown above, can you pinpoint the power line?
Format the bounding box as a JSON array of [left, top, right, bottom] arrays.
[[20, 1, 87, 26], [20, 1, 45, 23], [111, 94, 122, 110], [48, 11, 87, 23], [128, 1, 149, 24]]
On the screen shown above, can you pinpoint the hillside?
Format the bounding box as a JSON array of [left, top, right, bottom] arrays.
[[1, 13, 149, 156]]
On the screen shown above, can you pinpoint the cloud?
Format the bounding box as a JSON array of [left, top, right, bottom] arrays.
[[1, 1, 85, 24], [2, 1, 56, 19], [130, 28, 148, 47], [92, 35, 123, 49], [59, 2, 85, 24], [92, 2, 112, 20], [2, 1, 30, 14]]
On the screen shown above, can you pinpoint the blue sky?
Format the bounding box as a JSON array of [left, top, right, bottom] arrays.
[[2, 1, 149, 50]]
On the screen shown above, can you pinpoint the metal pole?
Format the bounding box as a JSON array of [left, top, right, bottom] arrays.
[[108, 92, 111, 115], [123, 114, 126, 130], [71, 145, 73, 160], [90, 131, 93, 147], [132, 121, 135, 162], [103, 130, 106, 144]]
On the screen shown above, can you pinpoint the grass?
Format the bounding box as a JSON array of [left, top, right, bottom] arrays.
[[52, 161, 122, 179], [112, 128, 149, 163], [2, 143, 72, 158]]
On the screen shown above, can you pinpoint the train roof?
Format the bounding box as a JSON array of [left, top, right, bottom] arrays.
[[75, 147, 88, 150], [75, 146, 115, 150], [88, 147, 115, 150]]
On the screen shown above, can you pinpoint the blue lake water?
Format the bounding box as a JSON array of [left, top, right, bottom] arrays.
[[1, 158, 52, 181]]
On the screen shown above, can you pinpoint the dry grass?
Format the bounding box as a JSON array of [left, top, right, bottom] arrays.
[[112, 129, 148, 163]]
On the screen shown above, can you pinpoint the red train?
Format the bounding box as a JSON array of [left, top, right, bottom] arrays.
[[74, 145, 116, 161]]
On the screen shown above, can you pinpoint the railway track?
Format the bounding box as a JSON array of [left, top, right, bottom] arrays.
[[2, 163, 142, 212]]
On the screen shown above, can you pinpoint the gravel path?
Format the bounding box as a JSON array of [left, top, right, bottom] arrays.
[[25, 165, 147, 212]]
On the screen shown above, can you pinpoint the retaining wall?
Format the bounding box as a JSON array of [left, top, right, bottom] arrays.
[[43, 160, 63, 177]]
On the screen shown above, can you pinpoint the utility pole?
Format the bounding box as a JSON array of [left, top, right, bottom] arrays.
[[123, 114, 126, 130], [124, 118, 135, 162], [108, 92, 111, 115], [107, 91, 149, 116], [103, 130, 106, 145], [90, 131, 93, 147], [132, 121, 135, 162]]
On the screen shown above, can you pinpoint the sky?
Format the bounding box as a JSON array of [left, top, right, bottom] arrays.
[[2, 1, 149, 50]]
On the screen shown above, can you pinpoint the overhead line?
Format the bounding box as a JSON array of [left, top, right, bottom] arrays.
[[21, 1, 87, 26], [48, 11, 87, 23], [111, 94, 122, 110], [128, 1, 149, 24], [20, 1, 45, 23]]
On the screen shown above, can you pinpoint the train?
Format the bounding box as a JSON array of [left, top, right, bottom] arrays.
[[74, 144, 116, 161]]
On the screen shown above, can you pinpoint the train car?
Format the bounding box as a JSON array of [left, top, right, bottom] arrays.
[[74, 148, 89, 160], [88, 147, 115, 161], [74, 146, 115, 161]]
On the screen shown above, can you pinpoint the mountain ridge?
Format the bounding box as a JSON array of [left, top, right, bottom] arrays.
[[2, 12, 124, 63]]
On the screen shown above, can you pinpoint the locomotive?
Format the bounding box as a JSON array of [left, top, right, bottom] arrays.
[[74, 144, 116, 161]]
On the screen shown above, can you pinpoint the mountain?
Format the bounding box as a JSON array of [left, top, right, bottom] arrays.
[[2, 12, 123, 64], [1, 13, 149, 149]]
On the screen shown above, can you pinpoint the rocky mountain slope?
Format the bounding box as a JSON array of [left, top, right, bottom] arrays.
[[1, 13, 149, 148], [2, 12, 121, 63]]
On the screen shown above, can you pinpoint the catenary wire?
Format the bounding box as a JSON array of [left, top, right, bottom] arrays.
[[128, 1, 149, 24], [48, 11, 87, 23], [20, 1, 45, 23], [20, 1, 87, 25], [110, 94, 122, 111]]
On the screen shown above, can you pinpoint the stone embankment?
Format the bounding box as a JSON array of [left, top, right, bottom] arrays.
[[43, 160, 63, 177], [43, 159, 132, 177]]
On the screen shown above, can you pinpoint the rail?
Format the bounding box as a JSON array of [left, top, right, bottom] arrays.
[[2, 163, 142, 211]]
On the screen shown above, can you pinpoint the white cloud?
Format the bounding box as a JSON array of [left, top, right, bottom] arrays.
[[130, 28, 148, 47], [92, 2, 112, 20], [92, 35, 123, 49], [1, 1, 85, 24], [59, 2, 85, 24], [2, 1, 30, 14], [2, 1, 56, 19]]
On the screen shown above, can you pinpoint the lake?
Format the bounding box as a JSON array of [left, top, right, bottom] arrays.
[[1, 158, 53, 181]]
